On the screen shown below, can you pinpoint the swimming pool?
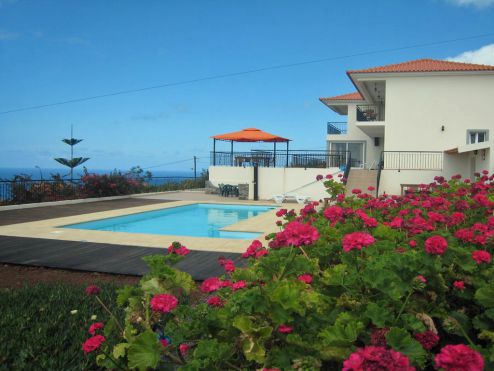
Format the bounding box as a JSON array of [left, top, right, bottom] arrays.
[[62, 203, 274, 239]]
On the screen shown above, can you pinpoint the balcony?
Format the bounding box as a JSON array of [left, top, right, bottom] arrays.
[[357, 104, 385, 122], [327, 122, 347, 135], [211, 150, 350, 168]]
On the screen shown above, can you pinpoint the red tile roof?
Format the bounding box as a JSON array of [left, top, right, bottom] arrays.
[[319, 92, 364, 101], [348, 58, 494, 74]]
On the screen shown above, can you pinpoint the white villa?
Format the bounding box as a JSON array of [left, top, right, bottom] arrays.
[[209, 58, 494, 201], [321, 58, 494, 195]]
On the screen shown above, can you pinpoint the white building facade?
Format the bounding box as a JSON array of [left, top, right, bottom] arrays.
[[321, 59, 494, 195]]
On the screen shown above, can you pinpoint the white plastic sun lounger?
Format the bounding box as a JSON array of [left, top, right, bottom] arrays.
[[272, 193, 310, 204]]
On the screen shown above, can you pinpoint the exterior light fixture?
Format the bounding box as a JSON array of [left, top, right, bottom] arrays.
[[441, 125, 445, 132]]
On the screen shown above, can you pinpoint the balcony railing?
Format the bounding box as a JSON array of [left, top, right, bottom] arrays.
[[357, 104, 385, 122], [381, 151, 443, 171], [211, 150, 352, 168], [327, 122, 348, 135]]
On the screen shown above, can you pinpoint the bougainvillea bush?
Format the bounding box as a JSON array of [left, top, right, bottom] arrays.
[[84, 172, 494, 370]]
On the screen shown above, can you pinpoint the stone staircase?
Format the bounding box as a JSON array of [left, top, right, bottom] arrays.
[[345, 169, 378, 196]]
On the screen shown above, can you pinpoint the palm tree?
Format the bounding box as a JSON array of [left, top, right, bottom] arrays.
[[54, 125, 89, 182]]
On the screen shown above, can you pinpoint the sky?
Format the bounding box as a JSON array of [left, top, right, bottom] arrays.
[[1, 0, 494, 173]]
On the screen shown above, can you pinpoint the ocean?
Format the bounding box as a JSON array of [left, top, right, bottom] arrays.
[[0, 167, 196, 184]]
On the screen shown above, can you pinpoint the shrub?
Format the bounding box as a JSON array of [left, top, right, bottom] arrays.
[[85, 173, 494, 370]]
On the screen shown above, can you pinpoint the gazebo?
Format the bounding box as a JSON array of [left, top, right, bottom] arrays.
[[211, 128, 290, 167]]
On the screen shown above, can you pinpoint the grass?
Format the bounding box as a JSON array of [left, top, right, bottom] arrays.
[[0, 282, 126, 370]]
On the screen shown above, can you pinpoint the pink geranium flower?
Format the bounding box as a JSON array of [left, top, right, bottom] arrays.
[[472, 250, 491, 265], [82, 335, 106, 354], [150, 294, 178, 313], [297, 274, 313, 284], [424, 235, 448, 255], [434, 344, 484, 371], [85, 285, 101, 296], [343, 346, 415, 371], [454, 280, 466, 290], [200, 277, 223, 293], [342, 232, 375, 253], [207, 296, 224, 307], [88, 322, 104, 335], [414, 330, 439, 350], [278, 324, 293, 334]]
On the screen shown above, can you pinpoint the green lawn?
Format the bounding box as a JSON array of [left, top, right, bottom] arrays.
[[0, 282, 125, 370]]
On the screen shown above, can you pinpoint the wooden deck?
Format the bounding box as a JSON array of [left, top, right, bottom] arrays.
[[0, 198, 169, 226], [0, 198, 245, 280]]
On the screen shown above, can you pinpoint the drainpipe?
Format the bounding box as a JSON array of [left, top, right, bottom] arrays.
[[253, 164, 259, 201]]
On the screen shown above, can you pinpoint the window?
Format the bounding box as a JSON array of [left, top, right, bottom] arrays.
[[467, 130, 488, 144], [328, 141, 366, 167]]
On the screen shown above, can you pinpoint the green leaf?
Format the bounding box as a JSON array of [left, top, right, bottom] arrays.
[[127, 330, 162, 371], [96, 354, 116, 369], [365, 303, 393, 327], [385, 328, 427, 367], [475, 285, 494, 308], [268, 281, 305, 315], [113, 343, 130, 359], [318, 312, 364, 348]]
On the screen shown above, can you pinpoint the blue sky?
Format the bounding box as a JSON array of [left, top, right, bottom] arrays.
[[1, 0, 494, 173]]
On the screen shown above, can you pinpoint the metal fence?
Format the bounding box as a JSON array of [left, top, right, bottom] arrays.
[[327, 122, 348, 135], [381, 151, 444, 171], [211, 150, 351, 168], [0, 176, 196, 205], [357, 104, 385, 122]]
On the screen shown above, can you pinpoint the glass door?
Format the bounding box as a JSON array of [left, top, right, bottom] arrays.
[[348, 143, 364, 167]]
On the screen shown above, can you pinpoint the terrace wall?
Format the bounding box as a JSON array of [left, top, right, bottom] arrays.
[[209, 166, 341, 201]]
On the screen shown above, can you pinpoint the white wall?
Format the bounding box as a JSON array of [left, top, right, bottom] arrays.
[[377, 73, 494, 194], [209, 166, 341, 201], [327, 103, 384, 167]]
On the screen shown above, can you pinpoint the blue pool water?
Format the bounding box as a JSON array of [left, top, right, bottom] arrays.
[[62, 203, 274, 239]]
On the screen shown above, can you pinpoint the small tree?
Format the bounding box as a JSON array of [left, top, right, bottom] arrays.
[[54, 125, 89, 181]]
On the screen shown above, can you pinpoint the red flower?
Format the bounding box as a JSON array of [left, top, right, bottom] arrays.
[[342, 232, 375, 253], [207, 296, 224, 307], [472, 250, 491, 265], [316, 174, 323, 181], [200, 277, 223, 293], [167, 242, 190, 256], [85, 285, 101, 296], [218, 258, 236, 274], [414, 330, 439, 350], [232, 280, 246, 291], [297, 274, 313, 284], [275, 209, 287, 217], [416, 275, 427, 283], [179, 343, 190, 355], [409, 240, 417, 248], [343, 346, 415, 371], [273, 221, 319, 247], [82, 335, 105, 354], [278, 324, 293, 334], [453, 280, 466, 290], [434, 344, 484, 371], [370, 328, 389, 347], [323, 205, 344, 223], [88, 322, 104, 335], [160, 338, 170, 347], [150, 294, 178, 313], [424, 235, 448, 255]]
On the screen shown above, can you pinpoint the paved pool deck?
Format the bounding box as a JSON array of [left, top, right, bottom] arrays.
[[0, 192, 298, 279]]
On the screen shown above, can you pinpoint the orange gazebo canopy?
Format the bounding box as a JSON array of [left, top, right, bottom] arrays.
[[211, 127, 290, 143]]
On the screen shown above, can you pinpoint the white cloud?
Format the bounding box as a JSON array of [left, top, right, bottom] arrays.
[[447, 44, 494, 66], [0, 29, 19, 40], [445, 0, 494, 7]]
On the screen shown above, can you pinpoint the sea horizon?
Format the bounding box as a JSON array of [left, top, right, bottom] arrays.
[[0, 167, 196, 181]]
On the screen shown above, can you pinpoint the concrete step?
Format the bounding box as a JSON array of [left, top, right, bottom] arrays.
[[345, 169, 378, 195]]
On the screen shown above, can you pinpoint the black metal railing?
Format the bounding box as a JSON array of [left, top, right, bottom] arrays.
[[381, 151, 443, 171], [327, 122, 348, 135], [0, 176, 197, 205], [211, 150, 351, 169], [356, 104, 385, 122]]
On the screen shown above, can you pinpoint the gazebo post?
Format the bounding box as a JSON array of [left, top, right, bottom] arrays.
[[273, 142, 276, 167], [213, 139, 216, 166], [230, 140, 234, 166], [286, 141, 289, 168]]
